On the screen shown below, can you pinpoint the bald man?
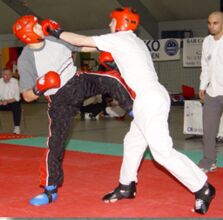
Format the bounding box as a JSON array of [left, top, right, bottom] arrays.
[[198, 11, 223, 173]]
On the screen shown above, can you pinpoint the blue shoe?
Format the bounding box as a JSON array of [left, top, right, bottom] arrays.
[[29, 185, 58, 206]]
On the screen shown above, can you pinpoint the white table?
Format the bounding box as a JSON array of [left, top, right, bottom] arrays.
[[183, 100, 223, 137]]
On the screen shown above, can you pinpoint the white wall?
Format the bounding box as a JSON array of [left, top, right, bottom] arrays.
[[157, 19, 208, 94], [0, 34, 23, 68], [159, 19, 208, 38]]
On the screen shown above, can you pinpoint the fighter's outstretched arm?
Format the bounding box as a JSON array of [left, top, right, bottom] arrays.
[[60, 32, 96, 48], [41, 19, 97, 49], [80, 46, 98, 53]]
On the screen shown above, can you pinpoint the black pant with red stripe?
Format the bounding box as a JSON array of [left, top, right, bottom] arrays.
[[39, 72, 133, 187]]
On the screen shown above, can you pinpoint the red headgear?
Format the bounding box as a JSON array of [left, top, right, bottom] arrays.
[[99, 51, 113, 64], [110, 7, 140, 31], [12, 15, 44, 44], [98, 51, 116, 70]]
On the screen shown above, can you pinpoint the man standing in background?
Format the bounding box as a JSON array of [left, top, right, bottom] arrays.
[[198, 11, 223, 173]]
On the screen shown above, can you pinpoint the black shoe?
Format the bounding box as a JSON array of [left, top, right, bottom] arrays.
[[102, 182, 136, 203], [194, 183, 216, 214], [89, 113, 97, 121]]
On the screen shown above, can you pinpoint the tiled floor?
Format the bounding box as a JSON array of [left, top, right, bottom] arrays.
[[0, 101, 223, 153]]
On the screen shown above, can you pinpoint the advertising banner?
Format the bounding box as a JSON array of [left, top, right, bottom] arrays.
[[145, 39, 181, 61], [183, 37, 203, 67], [184, 100, 223, 136]]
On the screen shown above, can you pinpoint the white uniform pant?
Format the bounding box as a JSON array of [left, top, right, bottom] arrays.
[[119, 84, 207, 192]]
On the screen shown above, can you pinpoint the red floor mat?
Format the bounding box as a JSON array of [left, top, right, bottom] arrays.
[[0, 143, 222, 218], [0, 133, 32, 140]]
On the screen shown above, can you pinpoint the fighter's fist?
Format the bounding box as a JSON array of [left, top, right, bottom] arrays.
[[41, 19, 63, 38], [98, 51, 117, 70], [33, 71, 61, 96]]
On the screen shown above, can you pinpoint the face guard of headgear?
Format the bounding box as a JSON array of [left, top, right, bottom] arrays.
[[110, 7, 140, 31], [12, 15, 44, 44]]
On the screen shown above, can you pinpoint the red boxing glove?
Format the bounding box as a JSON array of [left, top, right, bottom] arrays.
[[41, 19, 62, 37], [33, 71, 61, 96], [98, 51, 117, 70]]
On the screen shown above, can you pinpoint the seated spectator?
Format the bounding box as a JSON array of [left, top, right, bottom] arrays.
[[80, 94, 106, 120], [80, 52, 127, 120], [0, 68, 21, 134], [80, 93, 126, 120], [105, 98, 126, 120], [97, 52, 126, 119]]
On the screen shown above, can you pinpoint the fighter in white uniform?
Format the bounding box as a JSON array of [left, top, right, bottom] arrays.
[[46, 7, 215, 214]]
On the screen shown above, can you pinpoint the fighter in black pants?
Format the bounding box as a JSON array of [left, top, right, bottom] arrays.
[[13, 16, 134, 206]]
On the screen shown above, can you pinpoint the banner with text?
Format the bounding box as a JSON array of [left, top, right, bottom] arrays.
[[184, 100, 223, 136], [183, 37, 204, 67], [145, 39, 181, 61]]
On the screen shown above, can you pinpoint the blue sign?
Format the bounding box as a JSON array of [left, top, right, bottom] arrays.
[[164, 39, 179, 56]]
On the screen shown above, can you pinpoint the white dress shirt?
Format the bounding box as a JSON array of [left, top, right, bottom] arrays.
[[0, 77, 20, 101], [200, 35, 223, 97]]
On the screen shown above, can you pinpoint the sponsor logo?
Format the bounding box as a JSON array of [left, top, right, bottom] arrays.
[[165, 39, 179, 56]]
